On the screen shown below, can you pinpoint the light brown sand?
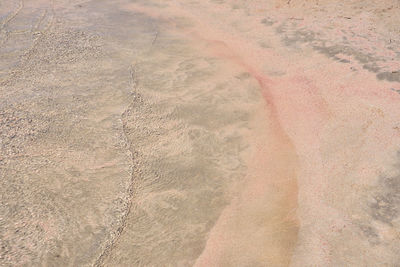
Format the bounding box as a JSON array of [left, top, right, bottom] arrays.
[[1, 0, 400, 266], [123, 0, 400, 265]]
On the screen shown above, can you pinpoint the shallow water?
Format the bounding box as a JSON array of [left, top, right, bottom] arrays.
[[0, 0, 264, 265], [1, 0, 400, 266]]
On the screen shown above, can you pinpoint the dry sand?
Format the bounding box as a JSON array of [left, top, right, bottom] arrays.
[[1, 0, 399, 266]]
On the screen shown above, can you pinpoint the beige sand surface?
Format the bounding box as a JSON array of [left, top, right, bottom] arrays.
[[1, 0, 399, 266]]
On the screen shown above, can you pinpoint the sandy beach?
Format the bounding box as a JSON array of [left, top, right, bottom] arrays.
[[1, 0, 399, 266]]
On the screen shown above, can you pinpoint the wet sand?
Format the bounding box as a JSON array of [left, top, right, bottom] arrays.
[[1, 0, 400, 266]]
